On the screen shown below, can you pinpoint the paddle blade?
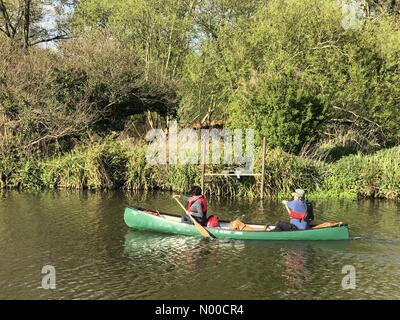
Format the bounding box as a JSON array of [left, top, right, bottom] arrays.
[[195, 223, 211, 238], [190, 216, 212, 238]]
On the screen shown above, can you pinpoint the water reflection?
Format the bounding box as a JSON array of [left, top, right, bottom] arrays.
[[123, 230, 353, 297], [0, 190, 399, 299], [282, 248, 308, 285]]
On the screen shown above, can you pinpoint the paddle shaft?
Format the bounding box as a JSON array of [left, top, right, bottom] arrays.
[[173, 197, 212, 238], [284, 204, 291, 214]]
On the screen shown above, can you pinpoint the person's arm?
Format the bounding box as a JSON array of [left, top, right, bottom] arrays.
[[180, 195, 190, 202], [172, 193, 190, 203]]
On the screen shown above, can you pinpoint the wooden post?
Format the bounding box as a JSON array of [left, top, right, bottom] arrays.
[[201, 139, 206, 193], [260, 137, 266, 200]]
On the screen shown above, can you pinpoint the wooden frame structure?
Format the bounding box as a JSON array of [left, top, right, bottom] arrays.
[[200, 137, 267, 199]]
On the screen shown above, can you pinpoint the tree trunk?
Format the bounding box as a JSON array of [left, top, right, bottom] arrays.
[[23, 0, 31, 49]]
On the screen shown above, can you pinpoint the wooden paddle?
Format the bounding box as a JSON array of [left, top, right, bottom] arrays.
[[173, 196, 213, 239]]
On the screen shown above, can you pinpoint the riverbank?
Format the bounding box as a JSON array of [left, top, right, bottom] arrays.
[[1, 138, 399, 200]]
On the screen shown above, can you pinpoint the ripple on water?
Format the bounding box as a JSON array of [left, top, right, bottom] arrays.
[[1, 191, 400, 299]]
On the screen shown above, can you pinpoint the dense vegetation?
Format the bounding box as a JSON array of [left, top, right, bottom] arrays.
[[2, 138, 399, 200], [1, 0, 400, 199]]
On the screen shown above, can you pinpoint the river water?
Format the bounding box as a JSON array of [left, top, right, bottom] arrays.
[[0, 190, 399, 300]]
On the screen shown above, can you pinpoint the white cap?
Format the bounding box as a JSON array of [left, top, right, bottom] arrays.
[[292, 189, 305, 197]]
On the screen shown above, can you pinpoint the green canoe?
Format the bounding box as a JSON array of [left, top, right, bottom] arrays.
[[124, 207, 350, 241]]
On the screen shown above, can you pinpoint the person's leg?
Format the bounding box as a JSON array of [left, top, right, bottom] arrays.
[[181, 213, 192, 224], [274, 221, 283, 231], [274, 221, 298, 231], [200, 215, 207, 226], [181, 214, 206, 226], [290, 218, 305, 230], [192, 216, 204, 225]]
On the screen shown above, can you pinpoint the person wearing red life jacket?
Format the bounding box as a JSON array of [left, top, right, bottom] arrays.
[[281, 188, 312, 230], [174, 186, 208, 226]]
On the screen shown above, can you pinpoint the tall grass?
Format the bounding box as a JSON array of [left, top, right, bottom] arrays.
[[255, 148, 326, 197], [0, 142, 23, 188], [1, 138, 399, 200], [323, 147, 400, 199], [41, 139, 129, 190]]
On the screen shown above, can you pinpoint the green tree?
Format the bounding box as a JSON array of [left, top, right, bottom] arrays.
[[224, 0, 400, 151]]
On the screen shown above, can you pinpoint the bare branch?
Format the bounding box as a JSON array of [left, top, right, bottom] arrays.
[[30, 33, 71, 46], [333, 106, 382, 128]]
